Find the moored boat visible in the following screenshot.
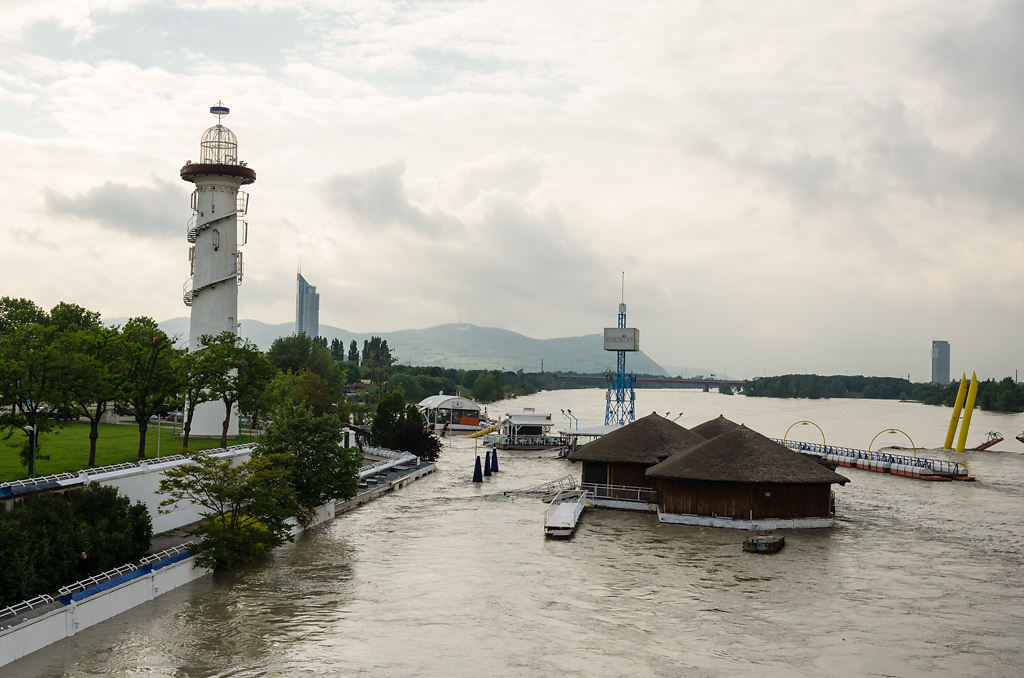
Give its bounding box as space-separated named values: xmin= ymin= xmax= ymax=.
xmin=484 ymin=408 xmax=568 ymax=450
xmin=743 ymin=533 xmax=785 ymax=553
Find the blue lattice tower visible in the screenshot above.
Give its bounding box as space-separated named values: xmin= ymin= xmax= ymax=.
xmin=604 ymin=302 xmax=637 ymax=425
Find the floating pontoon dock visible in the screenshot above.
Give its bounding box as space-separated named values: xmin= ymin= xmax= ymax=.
xmin=776 ymin=439 xmax=974 ymax=481
xmin=544 ymin=489 xmax=589 ymax=538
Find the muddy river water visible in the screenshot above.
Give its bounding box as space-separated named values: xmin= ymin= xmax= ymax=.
xmin=6 ymin=389 xmax=1024 ymax=677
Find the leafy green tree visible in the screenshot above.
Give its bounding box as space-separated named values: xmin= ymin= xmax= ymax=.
xmin=370 ymin=390 xmax=441 ymax=461
xmin=203 ymin=332 xmax=266 ymax=447
xmin=67 ymin=484 xmax=152 ymax=572
xmin=268 ymin=333 xmax=345 ymax=397
xmin=371 ymin=391 xmax=410 ymax=448
xmin=178 ymin=347 xmax=218 ymax=449
xmin=237 ymin=345 xmax=277 ymax=436
xmin=121 ymin=317 xmax=181 ymax=458
xmin=60 ymin=324 xmax=126 ymax=466
xmin=267 ymin=333 xmax=316 ymax=374
xmin=0 ymin=484 xmax=151 ymax=605
xmin=0 ymin=296 xmax=47 ymax=333
xmin=390 ymin=373 xmax=426 ymax=404
xmin=472 ymin=370 xmax=504 ymax=402
xmin=158 ymin=452 xmax=298 ymax=570
xmin=362 ymin=336 xmax=395 ymax=403
xmin=0 ymin=299 xmax=67 ymax=476
xmin=48 ymin=302 xmax=101 ymax=333
xmin=348 ymin=340 xmax=359 ymax=364
xmin=292 ymin=368 xmax=335 ymax=415
xmin=330 ymin=338 xmax=346 ymax=361
xmin=393 ymin=419 xmax=442 ymax=461
xmin=255 ymin=402 xmax=361 ymax=525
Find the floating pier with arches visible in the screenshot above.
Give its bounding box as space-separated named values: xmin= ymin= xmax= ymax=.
xmin=778 ymin=420 xmax=974 ymax=482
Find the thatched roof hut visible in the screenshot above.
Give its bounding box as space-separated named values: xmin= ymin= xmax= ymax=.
xmin=648 ymin=426 xmax=849 ymax=485
xmin=647 ymin=425 xmax=849 ymax=527
xmin=568 ymin=412 xmax=705 ymax=489
xmin=689 ymin=414 xmax=741 ymax=440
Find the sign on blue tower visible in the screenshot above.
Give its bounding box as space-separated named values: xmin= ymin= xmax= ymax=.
xmin=603 ymin=281 xmax=639 ymax=425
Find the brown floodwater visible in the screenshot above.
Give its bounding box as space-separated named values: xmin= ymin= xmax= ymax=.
xmin=5 ymin=390 xmax=1024 ymax=677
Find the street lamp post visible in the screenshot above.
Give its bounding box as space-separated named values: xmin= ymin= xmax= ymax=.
xmin=23 ymin=425 xmax=37 ymax=478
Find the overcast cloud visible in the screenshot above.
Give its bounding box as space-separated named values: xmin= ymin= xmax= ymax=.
xmin=1 ymin=0 xmax=1021 ymax=380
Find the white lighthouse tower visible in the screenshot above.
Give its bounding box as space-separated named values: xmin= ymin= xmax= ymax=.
xmin=180 ymin=103 xmax=255 ymax=437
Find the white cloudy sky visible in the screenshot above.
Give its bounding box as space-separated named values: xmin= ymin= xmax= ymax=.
xmin=1 ymin=0 xmax=1021 ymax=380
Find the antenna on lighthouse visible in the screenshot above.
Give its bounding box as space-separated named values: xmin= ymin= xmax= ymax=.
xmin=210 ymin=101 xmax=230 ymax=122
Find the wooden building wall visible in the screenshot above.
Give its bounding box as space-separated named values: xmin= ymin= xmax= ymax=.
xmin=656 ymin=479 xmax=832 ymax=519
xmin=581 ymin=461 xmax=658 ymax=489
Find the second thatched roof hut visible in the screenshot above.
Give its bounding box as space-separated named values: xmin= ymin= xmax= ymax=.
xmin=689 ymin=414 xmax=741 ymax=440
xmin=647 ymin=425 xmax=850 ymax=529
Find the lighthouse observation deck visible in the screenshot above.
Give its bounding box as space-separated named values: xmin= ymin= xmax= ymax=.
xmin=180 ymin=105 xmax=255 ymax=184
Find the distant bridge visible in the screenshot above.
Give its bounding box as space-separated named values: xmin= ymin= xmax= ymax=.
xmin=555 ymin=375 xmax=744 ymax=390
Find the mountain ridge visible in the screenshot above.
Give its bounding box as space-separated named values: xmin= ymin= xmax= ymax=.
xmin=110 ymin=318 xmax=669 ymax=375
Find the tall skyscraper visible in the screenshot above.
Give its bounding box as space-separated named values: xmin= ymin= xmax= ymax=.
xmin=932 ymin=340 xmax=950 ymax=385
xmin=296 ymin=273 xmax=319 ymax=337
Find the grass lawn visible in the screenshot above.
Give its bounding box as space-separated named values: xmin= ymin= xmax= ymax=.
xmin=1 ymin=421 xmax=256 ymax=482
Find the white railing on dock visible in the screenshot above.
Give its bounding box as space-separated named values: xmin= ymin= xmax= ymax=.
xmin=0 ymin=473 xmax=79 ymax=489
xmin=544 ymin=489 xmax=589 ymax=533
xmin=0 ymin=594 xmax=55 ymax=621
xmin=139 ymin=541 xmax=197 ymax=565
xmin=775 ymin=439 xmax=967 ymax=476
xmin=57 ymin=564 xmax=141 ymax=597
xmin=482 ymin=434 xmax=568 ymax=448
xmin=581 ymin=482 xmax=658 ymax=503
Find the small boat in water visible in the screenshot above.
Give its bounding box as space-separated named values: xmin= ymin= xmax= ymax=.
xmin=743 ymin=533 xmax=785 ymax=554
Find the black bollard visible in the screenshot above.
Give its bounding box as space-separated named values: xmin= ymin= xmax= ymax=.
xmin=491 ymin=448 xmax=499 ymax=473
xmin=472 ymin=455 xmax=483 ymax=483
xmin=484 ymin=450 xmax=492 ymax=477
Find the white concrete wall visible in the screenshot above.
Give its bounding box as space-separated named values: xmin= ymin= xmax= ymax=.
xmin=0 ymin=557 xmax=210 ymax=669
xmin=656 ymin=511 xmax=835 ymax=529
xmin=90 ymin=447 xmax=252 ymax=534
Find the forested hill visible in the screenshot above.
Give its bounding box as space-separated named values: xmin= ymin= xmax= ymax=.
xmin=743 ymin=374 xmax=1024 ymax=413
xmin=143 ymin=318 xmax=668 ymax=376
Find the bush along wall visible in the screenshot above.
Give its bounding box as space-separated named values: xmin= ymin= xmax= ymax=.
xmin=0 ymin=484 xmax=152 ymax=606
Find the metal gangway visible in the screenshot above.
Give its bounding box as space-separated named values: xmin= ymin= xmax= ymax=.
xmin=505 ymin=475 xmax=578 ymax=499
xmin=775 ymin=439 xmax=969 ymax=478
xmin=973 ymin=432 xmax=1003 ymax=451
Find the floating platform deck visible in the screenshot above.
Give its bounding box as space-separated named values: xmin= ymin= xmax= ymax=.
xmin=776 ymin=439 xmax=974 ymax=481
xmin=544 ymin=489 xmax=589 ymax=538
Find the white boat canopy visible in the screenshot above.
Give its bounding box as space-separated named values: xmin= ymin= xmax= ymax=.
xmin=417 ymin=394 xmax=481 ymax=414
xmin=505 ymin=411 xmax=552 ymax=427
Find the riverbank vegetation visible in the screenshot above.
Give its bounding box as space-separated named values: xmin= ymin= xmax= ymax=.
xmin=158 ymin=452 xmax=297 ymax=570
xmin=0 ymin=484 xmax=151 ymax=606
xmin=742 ymin=374 xmax=1024 ymax=413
